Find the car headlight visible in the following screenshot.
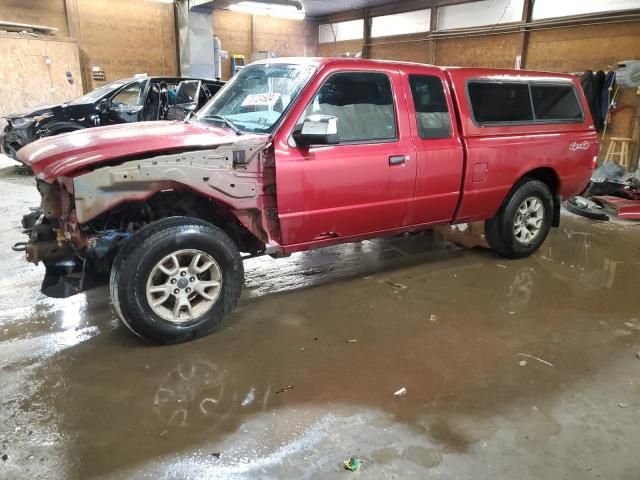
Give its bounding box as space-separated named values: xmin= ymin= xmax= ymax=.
xmin=9 ymin=117 xmax=35 ymax=128
xmin=9 ymin=113 xmax=52 ymax=128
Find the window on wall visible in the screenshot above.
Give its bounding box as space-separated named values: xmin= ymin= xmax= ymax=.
xmin=301 ymin=72 xmax=397 ymax=143
xmin=318 ymin=19 xmax=364 ymax=43
xmin=437 ymin=0 xmax=524 ymax=30
xmin=408 ymin=75 xmax=452 ymax=139
xmin=532 ymin=0 xmax=640 ymax=19
xmin=531 ymin=84 xmax=583 ymax=121
xmin=468 ymin=82 xmax=533 ymax=123
xmin=371 ymin=9 xmax=431 ymax=38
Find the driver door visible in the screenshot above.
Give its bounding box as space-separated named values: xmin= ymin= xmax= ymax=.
xmin=275 ymin=68 xmax=417 ymax=248
xmin=105 ymin=79 xmax=147 ymax=124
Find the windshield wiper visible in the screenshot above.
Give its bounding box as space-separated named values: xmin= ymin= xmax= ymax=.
xmin=205 ymin=115 xmax=242 ymax=135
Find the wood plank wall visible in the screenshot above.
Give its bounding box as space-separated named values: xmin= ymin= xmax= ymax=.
xmin=214 ymin=9 xmax=318 ymax=80
xmin=0 ymin=35 xmax=84 ymax=129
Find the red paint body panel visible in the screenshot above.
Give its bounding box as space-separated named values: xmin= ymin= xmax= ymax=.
xmin=18 ymin=121 xmax=236 ymax=183
xmin=593 ymin=196 xmax=640 ymax=219
xmin=273 ymin=63 xmax=418 ymax=246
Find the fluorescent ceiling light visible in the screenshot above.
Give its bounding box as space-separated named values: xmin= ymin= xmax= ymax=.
xmin=229 ymin=1 xmax=305 ymax=20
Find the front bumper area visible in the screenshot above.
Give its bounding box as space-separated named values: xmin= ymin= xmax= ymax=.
xmin=17 ymin=208 xmax=127 ymax=298
xmin=2 ymin=124 xmax=32 ymax=161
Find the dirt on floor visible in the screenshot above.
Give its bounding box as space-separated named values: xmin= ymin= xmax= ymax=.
xmin=0 ymin=155 xmax=639 ymax=480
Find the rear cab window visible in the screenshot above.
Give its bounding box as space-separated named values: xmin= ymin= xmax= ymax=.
xmin=408 ymin=75 xmax=452 ymax=139
xmin=299 ymin=71 xmax=397 ymax=143
xmin=467 ymin=80 xmax=583 ymax=125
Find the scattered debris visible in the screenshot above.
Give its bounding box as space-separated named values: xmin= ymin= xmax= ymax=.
xmin=497 ymin=264 xmax=507 ymax=269
xmin=517 ymin=353 xmax=554 ymax=367
xmin=211 ymin=452 xmax=221 ymax=459
xmin=394 ymin=387 xmax=408 ymax=397
xmin=618 ymin=403 xmax=628 ymax=408
xmin=587 ymin=466 xmax=593 ymax=471
xmin=313 ymin=337 xmax=319 ymax=341
xmin=343 ymin=456 xmax=362 ymax=472
xmin=276 ymin=385 xmax=294 ymax=394
xmin=385 ymin=280 xmax=407 ymax=290
xmin=636 ymin=350 xmax=640 ymax=360
xmin=519 ymin=360 xmax=528 ymax=367
xmin=1 ymin=454 xmax=7 ymax=462
xmin=429 ymin=314 xmax=438 ymax=322
xmin=159 ymin=430 xmax=169 ymax=439
xmin=346 ymin=339 xmax=358 ymax=343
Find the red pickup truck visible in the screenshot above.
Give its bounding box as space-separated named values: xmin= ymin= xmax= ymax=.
xmin=16 ymin=58 xmax=597 ymax=343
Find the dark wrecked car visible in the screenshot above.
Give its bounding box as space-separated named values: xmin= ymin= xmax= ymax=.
xmin=1 ymin=76 xmax=224 ymax=160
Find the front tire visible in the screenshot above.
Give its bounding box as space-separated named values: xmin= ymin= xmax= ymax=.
xmin=110 ymin=217 xmax=244 ymax=344
xmin=485 ymin=179 xmax=553 ymax=259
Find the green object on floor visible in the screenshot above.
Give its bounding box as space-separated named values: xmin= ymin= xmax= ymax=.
xmin=343 ymin=456 xmax=362 ymax=472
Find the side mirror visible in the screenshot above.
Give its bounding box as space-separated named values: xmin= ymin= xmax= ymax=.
xmin=292 ymin=115 xmax=339 ymax=147
xmin=98 ymin=98 xmax=111 ymax=113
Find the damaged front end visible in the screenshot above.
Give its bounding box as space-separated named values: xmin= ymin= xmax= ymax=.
xmin=15 ymin=180 xmax=130 ymax=298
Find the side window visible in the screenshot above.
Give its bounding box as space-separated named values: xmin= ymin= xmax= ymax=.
xmin=301 ymin=72 xmax=397 ymax=143
xmin=112 ymin=80 xmax=146 ymax=107
xmin=531 ymin=84 xmax=583 ymax=121
xmin=175 ymin=80 xmax=200 ymax=104
xmin=409 ymin=75 xmax=452 ymax=139
xmin=468 ymin=82 xmax=533 ymax=124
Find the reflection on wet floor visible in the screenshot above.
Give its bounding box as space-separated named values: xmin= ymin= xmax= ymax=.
xmin=1 ymin=156 xmax=639 ymax=479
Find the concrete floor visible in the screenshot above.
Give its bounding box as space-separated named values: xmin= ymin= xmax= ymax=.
xmin=1 ymin=153 xmax=639 ymax=480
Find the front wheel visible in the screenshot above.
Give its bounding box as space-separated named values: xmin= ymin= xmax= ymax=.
xmin=110 ymin=217 xmax=244 ymax=344
xmin=485 ymin=179 xmax=554 ymax=259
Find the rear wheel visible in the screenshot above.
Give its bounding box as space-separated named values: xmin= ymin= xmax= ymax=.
xmin=110 ymin=217 xmax=244 ymax=344
xmin=485 ymin=179 xmax=553 ymax=259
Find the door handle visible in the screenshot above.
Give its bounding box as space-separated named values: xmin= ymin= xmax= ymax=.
xmin=389 ymin=155 xmax=408 ymax=166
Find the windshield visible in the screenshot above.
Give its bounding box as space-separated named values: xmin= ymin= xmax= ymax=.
xmin=69 ymin=79 xmax=131 ymax=105
xmin=196 ymin=63 xmax=316 ymax=134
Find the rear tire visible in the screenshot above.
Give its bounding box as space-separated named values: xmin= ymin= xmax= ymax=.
xmin=110 ymin=217 xmax=244 ymax=344
xmin=485 ymin=179 xmax=553 ymax=259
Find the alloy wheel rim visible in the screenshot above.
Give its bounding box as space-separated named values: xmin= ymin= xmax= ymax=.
xmin=145 ymin=249 xmax=222 ymax=323
xmin=513 ymin=196 xmax=544 ymax=245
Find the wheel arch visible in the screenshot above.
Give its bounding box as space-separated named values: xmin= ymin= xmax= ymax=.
xmin=516 ymin=167 xmax=561 ymax=227
xmin=81 ymin=187 xmax=268 ymax=255
xmin=43 ymin=121 xmax=84 ymax=136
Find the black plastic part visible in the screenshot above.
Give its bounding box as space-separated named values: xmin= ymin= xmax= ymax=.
xmin=564 ymin=198 xmax=609 ymax=221
xmin=552 ymin=195 xmax=561 ymax=227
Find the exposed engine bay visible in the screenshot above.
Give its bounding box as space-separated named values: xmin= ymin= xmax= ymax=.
xmin=16 ymin=138 xmax=279 ymax=298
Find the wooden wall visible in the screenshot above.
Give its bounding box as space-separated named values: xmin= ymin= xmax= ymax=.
xmin=435 ymin=33 xmax=521 ymax=68
xmin=0 ymin=0 xmax=68 ymax=36
xmin=214 ymin=9 xmax=317 ymax=80
xmin=370 ymin=34 xmax=432 ymax=63
xmin=74 ymin=0 xmax=178 ymax=90
xmin=0 ymin=34 xmax=83 ymax=129
xmin=317 ymin=39 xmax=363 ymax=58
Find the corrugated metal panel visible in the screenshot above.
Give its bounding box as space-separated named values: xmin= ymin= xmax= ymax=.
xmin=371 ymin=9 xmax=431 ymax=37
xmin=532 ymin=0 xmax=640 ymax=19
xmin=319 ymin=19 xmax=364 ymax=43
xmin=437 ymin=0 xmax=524 ymax=30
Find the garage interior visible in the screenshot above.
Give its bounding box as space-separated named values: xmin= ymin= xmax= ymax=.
xmin=1 ymin=0 xmax=640 ymax=478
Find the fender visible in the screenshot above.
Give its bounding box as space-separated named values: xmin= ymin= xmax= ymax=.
xmin=40 ymin=121 xmax=84 ymax=137
xmin=70 ymin=139 xmax=278 ymax=243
